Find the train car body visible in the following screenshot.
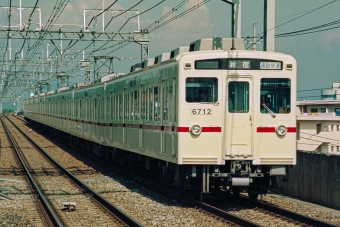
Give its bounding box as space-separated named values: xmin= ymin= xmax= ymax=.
xmin=24 ymin=38 xmax=297 ymax=198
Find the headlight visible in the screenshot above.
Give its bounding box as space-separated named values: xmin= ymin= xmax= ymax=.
xmin=190 ymin=125 xmax=202 ymax=136
xmin=276 ymin=125 xmax=287 ymax=136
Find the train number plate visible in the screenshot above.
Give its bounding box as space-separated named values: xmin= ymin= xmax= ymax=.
xmin=191 ymin=108 xmax=212 ymax=115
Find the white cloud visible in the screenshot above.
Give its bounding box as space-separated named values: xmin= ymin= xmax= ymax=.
xmin=65 ymin=3 xmax=74 ymax=11
xmin=320 ymin=29 xmax=340 ymax=52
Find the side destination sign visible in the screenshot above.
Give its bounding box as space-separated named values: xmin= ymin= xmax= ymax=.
xmin=195 ymin=58 xmax=283 ymax=70
xmin=260 ymin=62 xmax=281 ymax=70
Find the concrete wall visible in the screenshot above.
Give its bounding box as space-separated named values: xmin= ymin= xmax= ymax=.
xmin=282 ymin=151 xmax=340 ymax=210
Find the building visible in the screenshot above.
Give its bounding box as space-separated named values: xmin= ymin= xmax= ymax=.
xmin=321 ymin=82 xmax=340 ymax=100
xmin=297 ymin=99 xmax=340 ymax=155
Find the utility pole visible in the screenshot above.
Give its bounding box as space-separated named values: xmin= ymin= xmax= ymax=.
xmin=263 ymin=0 xmax=275 ymax=51
xmin=246 ymin=23 xmax=262 ymax=50
xmin=221 ymin=0 xmax=242 ymax=38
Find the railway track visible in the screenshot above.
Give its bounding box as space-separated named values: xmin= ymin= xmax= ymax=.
xmin=0 ymin=116 xmax=47 ymax=226
xmin=7 ymin=115 xmax=253 ymax=226
xmin=1 ymin=115 xmax=141 ymax=227
xmin=8 ymin=115 xmax=340 ymax=227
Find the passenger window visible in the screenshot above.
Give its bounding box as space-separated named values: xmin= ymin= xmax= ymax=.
xmin=260 ymin=78 xmax=291 ymax=114
xmin=118 ymin=94 xmax=123 ymax=120
xmin=141 ymin=85 xmax=146 ymax=120
xmin=134 ymin=90 xmax=139 ymax=120
xmin=228 ymin=82 xmax=249 ymax=113
xmin=149 ymin=88 xmax=153 ymax=121
xmin=154 ymin=87 xmax=160 ymax=121
xmin=186 ymin=77 xmax=218 ymax=103
xmin=163 ymin=85 xmax=169 ymax=121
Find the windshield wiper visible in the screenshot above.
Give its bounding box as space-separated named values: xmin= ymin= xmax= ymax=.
xmin=262 ymin=103 xmax=276 ymax=118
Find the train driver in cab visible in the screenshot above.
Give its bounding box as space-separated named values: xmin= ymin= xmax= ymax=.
xmin=198 ymin=89 xmax=212 ymax=102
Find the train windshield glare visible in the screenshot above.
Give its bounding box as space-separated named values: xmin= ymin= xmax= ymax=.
xmin=186 ymin=78 xmax=218 ymax=103
xmin=260 ymin=78 xmax=291 ymax=114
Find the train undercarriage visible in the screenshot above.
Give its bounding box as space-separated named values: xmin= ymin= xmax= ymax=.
xmin=28 ymin=119 xmax=288 ymax=201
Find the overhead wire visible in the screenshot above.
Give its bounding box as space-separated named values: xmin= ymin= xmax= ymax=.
xmin=0 ymin=0 xmax=12 ymax=98
xmin=10 ymin=0 xmax=70 ymax=99
xmin=60 ymin=0 xmax=185 ymax=67
xmin=19 ymin=0 xmax=70 ymax=72
xmin=86 ymin=0 xmax=118 ymax=30
xmin=64 ymin=0 xmax=197 ymax=76
xmin=102 ymin=0 xmax=211 ymax=57
xmin=254 ymin=0 xmax=339 ymax=39
xmin=243 ymin=0 xmax=340 ymax=40
xmin=10 ymin=0 xmax=339 ymax=97
xmin=62 ymin=0 xmax=146 ymax=72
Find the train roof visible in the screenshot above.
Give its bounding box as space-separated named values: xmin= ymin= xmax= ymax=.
xmin=26 ymin=37 xmax=295 ymax=99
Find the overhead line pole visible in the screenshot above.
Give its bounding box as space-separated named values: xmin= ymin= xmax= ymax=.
xmin=221 ymin=0 xmax=241 ymax=38
xmin=263 ymin=0 xmax=275 ymax=51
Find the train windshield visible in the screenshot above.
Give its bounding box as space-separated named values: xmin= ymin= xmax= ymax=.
xmin=260 ymin=78 xmax=291 ymax=114
xmin=186 ymin=77 xmax=218 ymax=103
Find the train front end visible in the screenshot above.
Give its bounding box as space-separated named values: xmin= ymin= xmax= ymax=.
xmin=176 ymin=38 xmax=296 ymax=198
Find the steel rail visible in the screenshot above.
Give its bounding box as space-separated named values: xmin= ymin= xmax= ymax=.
xmin=254 ymin=197 xmax=338 ymax=227
xmin=58 ymin=140 xmax=262 ymax=227
xmin=1 ymin=116 xmax=64 ymax=227
xmin=64 ymin=130 xmax=338 ymax=227
xmin=5 ymin=115 xmax=143 ymax=227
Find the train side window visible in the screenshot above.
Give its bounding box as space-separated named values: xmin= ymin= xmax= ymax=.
xmin=119 ymin=94 xmax=123 ymax=121
xmin=85 ymin=98 xmax=88 ymax=119
xmin=149 ymin=88 xmax=153 ymax=121
xmin=80 ymin=99 xmax=82 ymax=118
xmin=141 ymin=85 xmax=146 ymax=120
xmin=153 ymin=87 xmax=161 ymax=121
xmin=124 ymin=91 xmax=128 ymax=120
xmin=134 ymin=90 xmax=139 ymax=121
xmin=163 ymin=83 xmax=169 ymax=121
xmin=110 ymin=93 xmax=114 ymax=120
xmin=154 ymin=87 xmax=160 ymax=121
xmin=75 ymin=99 xmax=78 ymax=118
xmin=99 ymin=96 xmax=106 ymax=120
xmin=260 ymin=78 xmax=291 ymax=114
xmin=228 ymin=82 xmax=249 ymax=113
xmin=186 ymin=77 xmax=218 ymax=103
xmin=129 ymin=92 xmax=133 ymax=120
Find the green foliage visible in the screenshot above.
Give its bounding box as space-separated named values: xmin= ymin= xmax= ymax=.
xmin=2 ymin=109 xmax=13 ymax=114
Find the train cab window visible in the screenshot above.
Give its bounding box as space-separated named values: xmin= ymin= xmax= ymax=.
xmin=228 ymin=82 xmax=249 ymax=113
xmin=186 ymin=78 xmax=218 ymax=103
xmin=260 ymin=78 xmax=291 ymax=114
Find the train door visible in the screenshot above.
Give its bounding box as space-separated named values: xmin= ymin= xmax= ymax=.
xmin=225 ymin=76 xmax=253 ymax=158
xmin=161 ymin=79 xmax=168 ymax=154
xmin=123 ymin=88 xmax=127 ymax=145
xmin=172 ymin=78 xmax=177 ymax=157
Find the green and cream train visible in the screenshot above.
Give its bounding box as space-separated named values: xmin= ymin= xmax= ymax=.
xmin=24 ymin=37 xmax=297 ymax=199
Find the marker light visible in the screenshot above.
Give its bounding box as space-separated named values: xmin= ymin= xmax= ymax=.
xmin=276 ymin=125 xmax=287 ymax=136
xmin=190 ymin=125 xmax=202 ymax=136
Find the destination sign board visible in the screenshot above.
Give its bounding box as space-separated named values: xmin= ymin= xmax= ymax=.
xmin=195 ymin=58 xmax=283 ymax=70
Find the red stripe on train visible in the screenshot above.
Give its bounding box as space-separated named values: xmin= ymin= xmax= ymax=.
xmin=257 ymin=127 xmax=296 ymax=133
xmin=177 ymin=127 xmax=221 ymax=133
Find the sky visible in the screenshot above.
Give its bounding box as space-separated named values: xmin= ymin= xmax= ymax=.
xmin=1 ymin=0 xmax=340 ymax=102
